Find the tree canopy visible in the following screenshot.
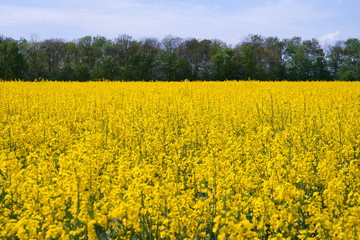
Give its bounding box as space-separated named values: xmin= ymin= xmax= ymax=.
xmin=0 ymin=34 xmax=359 ymax=81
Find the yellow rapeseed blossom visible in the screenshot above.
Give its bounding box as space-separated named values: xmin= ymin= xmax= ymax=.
xmin=0 ymin=81 xmax=359 ymax=239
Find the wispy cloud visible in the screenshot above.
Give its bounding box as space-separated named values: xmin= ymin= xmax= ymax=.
xmin=0 ymin=1 xmax=230 ymax=41
xmin=0 ymin=4 xmax=72 ymax=24
xmin=230 ymin=0 xmax=336 ymax=37
xmin=0 ymin=0 xmax=354 ymax=44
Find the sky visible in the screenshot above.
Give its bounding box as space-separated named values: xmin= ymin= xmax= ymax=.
xmin=0 ymin=0 xmax=359 ymax=46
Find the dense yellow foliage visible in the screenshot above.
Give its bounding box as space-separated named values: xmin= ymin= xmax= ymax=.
xmin=1 ymin=81 xmax=360 ymax=239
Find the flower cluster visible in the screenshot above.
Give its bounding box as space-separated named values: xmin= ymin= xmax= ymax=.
xmin=0 ymin=81 xmax=359 ymax=239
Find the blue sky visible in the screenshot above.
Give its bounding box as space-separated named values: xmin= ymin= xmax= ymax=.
xmin=0 ymin=0 xmax=358 ymax=46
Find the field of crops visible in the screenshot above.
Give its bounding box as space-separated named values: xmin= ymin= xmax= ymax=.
xmin=1 ymin=81 xmax=360 ymax=239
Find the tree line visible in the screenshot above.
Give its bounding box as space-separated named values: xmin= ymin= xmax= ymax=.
xmin=0 ymin=34 xmax=359 ymax=81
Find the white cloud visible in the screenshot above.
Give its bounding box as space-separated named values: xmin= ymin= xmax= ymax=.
xmin=318 ymin=31 xmax=341 ymax=47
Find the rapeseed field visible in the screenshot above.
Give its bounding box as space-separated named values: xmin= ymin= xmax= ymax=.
xmin=0 ymin=81 xmax=359 ymax=239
